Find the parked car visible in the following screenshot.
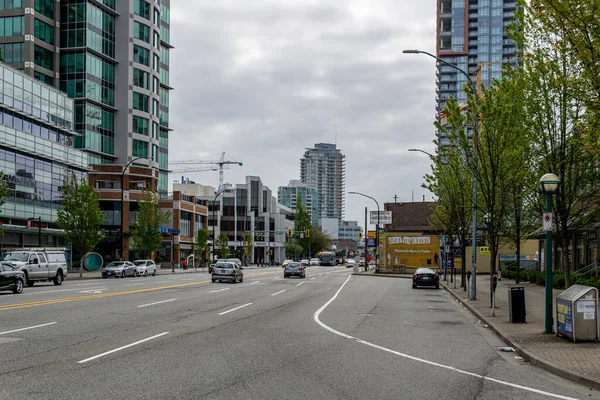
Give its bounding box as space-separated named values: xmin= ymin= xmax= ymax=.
xmin=0 ymin=262 xmax=25 ymax=294
xmin=284 ymin=262 xmax=305 ymax=279
xmin=310 ymin=258 xmax=320 ymax=266
xmin=2 ymin=249 xmax=67 ymax=287
xmin=102 ymin=261 xmax=136 ymax=278
xmin=412 ymin=268 xmax=440 ymax=289
xmin=133 ymin=260 xmax=157 ymax=277
xmin=211 ymin=262 xmax=243 ymax=283
xmin=281 ymin=260 xmax=293 ymax=268
xmin=346 ymin=259 xmax=356 ymax=268
xmin=300 ymin=259 xmax=309 ymax=267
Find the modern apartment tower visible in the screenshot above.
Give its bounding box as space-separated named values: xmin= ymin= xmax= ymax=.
xmin=277 ymin=180 xmax=320 ymax=226
xmin=0 ymin=0 xmax=173 ymax=195
xmin=300 ymin=143 xmax=345 ymax=220
xmin=436 ymin=0 xmax=517 ymax=150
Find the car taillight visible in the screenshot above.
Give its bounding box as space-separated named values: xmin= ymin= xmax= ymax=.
xmin=413 ymin=274 xmax=417 ymax=279
xmin=434 ymin=274 xmax=439 ymax=279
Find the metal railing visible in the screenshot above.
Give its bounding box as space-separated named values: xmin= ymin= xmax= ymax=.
xmin=572 ymin=262 xmax=600 ymax=280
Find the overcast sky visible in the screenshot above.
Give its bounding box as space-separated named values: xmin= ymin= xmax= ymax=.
xmin=169 ymin=0 xmax=438 ymax=229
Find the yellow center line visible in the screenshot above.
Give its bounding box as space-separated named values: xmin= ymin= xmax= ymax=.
xmin=0 ymin=270 xmax=278 ymax=312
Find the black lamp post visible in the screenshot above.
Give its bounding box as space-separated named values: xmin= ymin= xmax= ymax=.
xmin=120 ymin=157 xmax=149 ymax=260
xmin=27 ymin=217 xmax=42 ymax=247
xmin=349 ymin=191 xmax=380 ymax=271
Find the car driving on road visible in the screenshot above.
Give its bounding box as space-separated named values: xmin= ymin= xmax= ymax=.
xmin=284 ymin=262 xmax=305 ymax=279
xmin=310 ymin=258 xmax=320 ymax=266
xmin=0 ymin=262 xmax=25 ymax=294
xmin=102 ymin=261 xmax=137 ymax=278
xmin=346 ymin=258 xmax=356 ymax=268
xmin=211 ymin=262 xmax=243 ymax=283
xmin=133 ymin=260 xmax=157 ymax=277
xmin=412 ymin=268 xmax=440 ymax=289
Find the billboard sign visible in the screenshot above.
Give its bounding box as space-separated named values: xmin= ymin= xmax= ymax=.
xmin=385 ymin=235 xmax=441 ymax=268
xmin=370 ymin=211 xmax=392 ymax=225
xmin=367 ymin=230 xmax=376 ymax=239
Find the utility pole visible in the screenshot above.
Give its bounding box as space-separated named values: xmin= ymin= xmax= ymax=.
xmin=364 ymin=207 xmax=368 ymax=272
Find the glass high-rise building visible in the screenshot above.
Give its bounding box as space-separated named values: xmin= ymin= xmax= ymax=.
xmin=277 ymin=180 xmax=320 ymax=227
xmin=300 ymin=143 xmax=345 ymax=220
xmin=436 ymin=0 xmax=518 ymax=150
xmin=0 ymin=0 xmax=172 ymax=195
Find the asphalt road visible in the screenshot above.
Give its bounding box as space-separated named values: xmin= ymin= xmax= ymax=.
xmin=0 ymin=266 xmax=597 ymax=400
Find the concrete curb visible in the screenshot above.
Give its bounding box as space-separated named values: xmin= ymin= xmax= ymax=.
xmin=352 ymin=272 xmax=412 ymax=279
xmin=442 ymin=283 xmax=600 ymax=391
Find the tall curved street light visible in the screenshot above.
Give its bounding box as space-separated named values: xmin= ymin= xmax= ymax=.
xmin=403 ymin=49 xmax=480 ymax=301
xmin=121 ymin=156 xmax=151 ymax=259
xmin=349 ymin=191 xmax=380 ymax=272
xmin=408 ymin=148 xmax=435 ymax=158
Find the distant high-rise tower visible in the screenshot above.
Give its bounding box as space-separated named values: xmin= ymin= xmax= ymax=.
xmin=436 ymin=0 xmax=518 ymax=150
xmin=300 ymin=143 xmax=345 ymax=220
xmin=277 ymin=180 xmax=320 ymax=226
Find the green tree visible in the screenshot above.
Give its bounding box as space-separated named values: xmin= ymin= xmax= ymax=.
xmin=311 ymin=227 xmax=332 ymax=254
xmin=195 ymin=228 xmax=210 ymax=268
xmin=217 ymin=233 xmax=230 ymax=258
xmin=293 ymin=194 xmax=312 ymax=256
xmin=516 ymin=2 xmax=600 ymax=287
xmin=242 ymin=231 xmax=254 ymax=262
xmin=56 ymin=174 xmax=104 ymax=273
xmin=285 ymin=242 xmax=303 ymax=260
xmin=130 ymin=189 xmax=171 ymax=259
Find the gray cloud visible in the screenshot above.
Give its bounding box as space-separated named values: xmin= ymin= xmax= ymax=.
xmin=169 ymin=0 xmax=438 ymax=226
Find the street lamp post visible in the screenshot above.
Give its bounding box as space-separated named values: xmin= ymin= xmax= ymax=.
xmin=539 ymin=173 xmax=560 ymax=334
xmin=212 ymin=189 xmax=225 ymax=263
xmin=121 ymin=156 xmax=149 ymax=261
xmin=408 ymin=148 xmax=435 ymax=158
xmin=404 ymin=49 xmax=480 ymax=300
xmin=349 ymin=191 xmax=380 ymax=272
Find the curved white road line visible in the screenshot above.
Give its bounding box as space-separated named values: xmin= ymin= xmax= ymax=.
xmin=313 ymin=275 xmax=578 ymax=400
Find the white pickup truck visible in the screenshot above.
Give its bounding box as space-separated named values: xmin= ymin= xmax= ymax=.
xmin=2 ymin=249 xmax=68 ymax=286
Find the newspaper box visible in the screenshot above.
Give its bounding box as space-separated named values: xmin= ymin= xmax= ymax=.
xmin=556 ymin=285 xmax=599 ymax=342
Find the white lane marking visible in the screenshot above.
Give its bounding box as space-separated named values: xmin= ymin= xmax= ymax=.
xmin=209 ymin=288 xmax=230 ymax=293
xmin=122 ymin=282 xmax=144 ymax=286
xmin=311 ymin=277 xmax=316 ymax=280
xmin=75 ymin=282 xmax=103 ymax=286
xmin=219 ymin=303 xmax=253 ymax=315
xmin=137 ymin=299 xmax=176 ymax=308
xmin=153 ymin=280 xmax=171 ymax=284
xmin=22 ymin=287 xmax=106 ymax=296
xmin=0 ymin=322 xmax=57 ymax=336
xmin=79 ymin=289 xmax=106 ymax=294
xmin=297 ymin=282 xmax=305 ymax=287
xmin=273 ymin=277 xmax=280 ymax=280
xmin=313 ymin=275 xmax=578 ymax=400
xmin=318 ymin=274 xmax=323 ymax=277
xmin=77 ymin=332 xmax=170 ymax=364
xmin=250 ymin=281 xmax=260 ymax=285
xmin=182 ymin=278 xmax=196 ymax=281
xmin=271 ymin=290 xmax=286 ymax=296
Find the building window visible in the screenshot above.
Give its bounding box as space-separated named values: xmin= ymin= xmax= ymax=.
xmin=0 ymin=16 xmax=24 ymax=37
xmin=132 ymin=116 xmax=148 ymax=135
xmin=152 ymin=99 xmax=159 ymax=117
xmin=0 ymin=42 xmax=23 ymax=63
xmin=34 ymin=0 xmax=53 ymax=18
xmin=132 ymin=92 xmax=149 ymax=112
xmin=133 ymin=45 xmax=150 ymax=66
xmin=153 ymin=53 xmax=160 ymax=72
xmin=134 ymin=0 xmax=150 ymax=20
xmin=34 ymin=45 xmax=53 ymax=70
xmin=34 ymin=71 xmax=54 ymax=86
xmin=132 ymin=139 xmax=148 ymax=158
xmin=133 ymin=68 xmax=149 ymax=89
xmin=153 ymin=30 xmax=160 ymax=48
xmin=34 ymin=18 xmax=54 ymax=45
xmin=133 ymin=21 xmax=150 ymax=43
xmin=0 ymin=0 xmax=23 ymax=10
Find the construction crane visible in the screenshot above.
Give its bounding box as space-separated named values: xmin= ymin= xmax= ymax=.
xmin=170 ymin=152 xmax=243 ymax=191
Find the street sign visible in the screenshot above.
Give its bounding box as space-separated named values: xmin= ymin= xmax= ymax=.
xmin=367 ymin=230 xmax=376 ymax=239
xmin=369 ymin=211 xmax=392 ymax=225
xmin=480 ymin=246 xmax=491 ymax=255
xmin=366 ymin=238 xmax=377 ymax=247
xmin=542 ymin=212 xmax=552 ymax=232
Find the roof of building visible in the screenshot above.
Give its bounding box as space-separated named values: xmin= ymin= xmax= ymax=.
xmin=385 ymin=202 xmax=438 ymax=232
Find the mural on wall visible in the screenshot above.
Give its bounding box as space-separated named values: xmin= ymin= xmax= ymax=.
xmin=385 ymin=234 xmax=441 ymax=268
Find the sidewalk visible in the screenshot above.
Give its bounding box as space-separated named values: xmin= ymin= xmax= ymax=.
xmin=443 ymin=277 xmax=600 ymax=390
xmin=65 ymin=264 xmax=271 ymax=280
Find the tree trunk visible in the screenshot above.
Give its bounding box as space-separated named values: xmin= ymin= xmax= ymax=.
xmin=515 ymin=237 xmax=521 ymax=284
xmin=562 ymin=235 xmax=571 ymax=288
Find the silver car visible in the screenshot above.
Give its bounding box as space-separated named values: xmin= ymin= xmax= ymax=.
xmin=284 ymin=262 xmax=305 ymax=279
xmin=211 ymin=262 xmax=243 ymax=283
xmin=134 ymin=260 xmax=157 ymax=277
xmin=102 ymin=261 xmax=136 ymax=278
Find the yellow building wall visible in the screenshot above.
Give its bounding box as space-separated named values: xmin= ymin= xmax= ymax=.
xmin=463 ymin=239 xmax=538 ymax=274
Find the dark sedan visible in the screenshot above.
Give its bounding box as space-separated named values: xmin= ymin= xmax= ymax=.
xmin=412 ymin=268 xmax=439 ymax=289
xmin=0 ymin=262 xmax=25 ymax=294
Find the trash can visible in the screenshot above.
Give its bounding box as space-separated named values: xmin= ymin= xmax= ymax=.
xmin=556 ymin=285 xmax=599 ymax=342
xmin=508 ymin=286 xmax=526 ymax=323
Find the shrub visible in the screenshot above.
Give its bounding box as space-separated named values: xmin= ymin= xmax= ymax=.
xmin=104 ymin=255 xmax=112 ymax=264
xmin=155 ymin=256 xmax=163 ymax=264
xmin=502 ymin=270 xmax=516 ymax=280
xmin=552 ymin=272 xmax=565 ymax=289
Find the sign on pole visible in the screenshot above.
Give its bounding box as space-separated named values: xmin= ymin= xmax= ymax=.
xmin=369 ymin=211 xmax=392 ymax=225
xmin=366 ymin=238 xmax=377 ymax=248
xmin=542 ymin=212 xmax=553 ymax=232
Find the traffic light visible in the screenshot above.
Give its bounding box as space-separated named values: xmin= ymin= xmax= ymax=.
xmin=305 ymin=229 xmax=310 ymax=238
xmin=359 ymin=231 xmax=363 ymax=239
xmin=287 ymin=228 xmax=292 ymax=238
